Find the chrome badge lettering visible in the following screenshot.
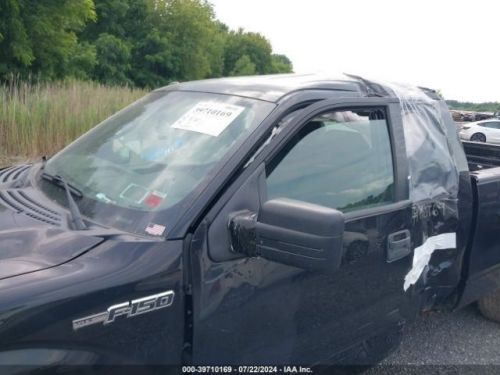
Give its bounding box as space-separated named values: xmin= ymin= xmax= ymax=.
xmin=72 ymin=291 xmax=175 ymax=331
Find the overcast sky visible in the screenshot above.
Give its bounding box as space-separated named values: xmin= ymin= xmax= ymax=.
xmin=210 ymin=0 xmax=498 ymax=103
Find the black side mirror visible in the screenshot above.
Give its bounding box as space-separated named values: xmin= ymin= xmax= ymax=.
xmin=229 ymin=198 xmax=344 ymax=272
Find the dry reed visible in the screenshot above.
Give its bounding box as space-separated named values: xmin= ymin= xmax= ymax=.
xmin=0 ymin=80 xmax=146 ymax=163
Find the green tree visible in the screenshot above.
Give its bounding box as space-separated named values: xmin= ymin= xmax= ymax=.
xmin=0 ymin=0 xmax=294 ymax=86
xmin=446 ymin=100 xmax=500 ymax=113
xmin=269 ymin=54 xmax=293 ymax=74
xmin=93 ymin=33 xmax=132 ymax=85
xmin=156 ymin=0 xmax=223 ymax=81
xmin=82 ymin=0 xmax=224 ymax=86
xmin=224 ymin=29 xmax=273 ymax=75
xmin=230 ymin=55 xmax=256 ymax=76
xmin=0 ymin=0 xmax=96 ymax=79
xmin=0 ymin=0 xmax=33 ymax=76
xmin=80 ymin=0 xmax=130 ymax=39
xmin=204 ymin=21 xmax=228 ymax=79
xmin=67 ymin=42 xmax=97 ymax=80
xmin=131 ymin=29 xmax=174 ymax=87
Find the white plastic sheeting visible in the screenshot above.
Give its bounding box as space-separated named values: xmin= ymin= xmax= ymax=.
xmin=379 ymin=81 xmax=461 ymax=202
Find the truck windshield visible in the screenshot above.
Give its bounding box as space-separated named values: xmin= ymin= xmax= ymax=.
xmin=39 ymin=90 xmax=274 ymax=236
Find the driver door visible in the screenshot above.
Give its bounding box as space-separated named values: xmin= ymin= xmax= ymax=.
xmin=190 ymin=99 xmax=415 ymax=365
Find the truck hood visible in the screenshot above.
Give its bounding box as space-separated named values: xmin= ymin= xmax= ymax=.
xmin=0 ymin=204 xmax=104 ymax=280
xmin=0 ymin=165 xmax=104 ymax=279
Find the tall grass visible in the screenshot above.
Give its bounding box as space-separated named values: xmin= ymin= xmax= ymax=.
xmin=0 ymin=80 xmax=146 ymax=161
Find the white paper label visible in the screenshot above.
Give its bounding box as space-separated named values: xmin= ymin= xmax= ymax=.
xmin=172 ymin=101 xmax=245 ymax=137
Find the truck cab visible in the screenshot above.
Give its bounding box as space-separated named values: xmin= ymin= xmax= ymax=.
xmin=1 ymin=74 xmax=500 ymax=370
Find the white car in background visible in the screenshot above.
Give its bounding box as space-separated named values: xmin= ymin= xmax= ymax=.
xmin=459 ymin=120 xmax=500 ymax=143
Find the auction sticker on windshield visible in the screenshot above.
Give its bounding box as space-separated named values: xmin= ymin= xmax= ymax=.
xmin=172 ymin=101 xmax=245 ymax=137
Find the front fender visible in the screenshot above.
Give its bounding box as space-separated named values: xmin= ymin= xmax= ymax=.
xmin=0 ymin=239 xmax=186 ymax=366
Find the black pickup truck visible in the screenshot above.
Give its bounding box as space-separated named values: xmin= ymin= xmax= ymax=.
xmin=2 ymin=74 xmax=500 ymax=372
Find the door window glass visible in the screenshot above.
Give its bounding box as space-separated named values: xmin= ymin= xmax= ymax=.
xmin=266 ymin=109 xmax=395 ymax=212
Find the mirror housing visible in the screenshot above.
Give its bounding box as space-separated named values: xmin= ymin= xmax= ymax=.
xmin=229 ymin=198 xmax=345 ymax=272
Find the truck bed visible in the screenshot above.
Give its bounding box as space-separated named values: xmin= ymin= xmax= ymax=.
xmin=462 ymin=141 xmax=500 ymax=171
xmin=460 ymin=141 xmax=500 ymax=307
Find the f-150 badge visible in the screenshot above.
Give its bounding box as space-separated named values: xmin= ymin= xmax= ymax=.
xmin=72 ymin=290 xmax=175 ymax=331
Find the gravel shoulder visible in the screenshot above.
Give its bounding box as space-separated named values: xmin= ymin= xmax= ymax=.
xmin=366 ymin=304 xmax=500 ymax=374
xmin=387 ymin=304 xmax=500 ymax=365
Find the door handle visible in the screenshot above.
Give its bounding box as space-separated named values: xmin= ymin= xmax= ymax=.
xmin=387 ymin=230 xmax=411 ymax=263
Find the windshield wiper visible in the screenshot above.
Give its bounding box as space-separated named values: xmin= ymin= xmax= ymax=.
xmin=41 ymin=172 xmax=87 ymax=230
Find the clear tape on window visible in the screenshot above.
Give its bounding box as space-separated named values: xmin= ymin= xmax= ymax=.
xmin=379 ymin=81 xmax=462 ymax=202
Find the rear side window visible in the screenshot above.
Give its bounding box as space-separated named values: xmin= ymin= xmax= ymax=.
xmin=484 ymin=121 xmax=500 ymax=129
xmin=266 ymin=109 xmax=394 ymax=212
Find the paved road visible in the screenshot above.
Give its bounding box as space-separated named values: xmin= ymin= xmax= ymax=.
xmin=366 ymin=304 xmax=500 ymax=374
